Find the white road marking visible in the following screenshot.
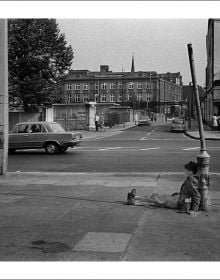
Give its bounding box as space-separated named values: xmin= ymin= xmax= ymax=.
xmin=182 ymin=147 xmax=200 ymax=151
xmin=139 ymin=147 xmax=160 ymax=151
xmin=147 ymin=132 xmax=151 ymax=135
xmin=99 ymin=147 xmax=122 ymax=151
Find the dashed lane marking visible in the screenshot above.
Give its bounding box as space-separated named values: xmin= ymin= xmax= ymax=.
xmin=99 ymin=147 xmax=122 ymax=151
xmin=182 ymin=147 xmax=200 ymax=151
xmin=139 ymin=147 xmax=160 ymax=151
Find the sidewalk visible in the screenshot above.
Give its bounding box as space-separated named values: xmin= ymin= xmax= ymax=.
xmin=185 ymin=119 xmax=220 ymax=140
xmin=0 ymin=171 xmax=220 ymax=262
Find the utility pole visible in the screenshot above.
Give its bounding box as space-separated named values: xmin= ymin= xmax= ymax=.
xmin=187 ymin=43 xmax=210 ymax=211
xmin=0 ymin=19 xmax=8 ymax=175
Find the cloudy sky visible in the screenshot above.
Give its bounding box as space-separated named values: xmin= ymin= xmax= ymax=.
xmin=57 ymin=18 xmax=208 ymax=86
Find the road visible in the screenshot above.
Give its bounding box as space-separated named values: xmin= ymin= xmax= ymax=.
xmin=8 ymin=123 xmax=220 ymax=172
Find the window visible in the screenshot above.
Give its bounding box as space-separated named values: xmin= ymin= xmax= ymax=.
xmin=83 ymin=83 xmax=88 ymax=90
xmin=137 ymin=94 xmax=142 ymax=101
xmin=110 ymin=83 xmax=116 ymax=89
xmin=146 ymin=82 xmax=151 ymax=89
xmin=75 ymin=94 xmax=80 ymax=103
xmin=118 ymin=94 xmax=122 ymax=102
xmin=118 ymin=82 xmax=122 ymax=89
xmin=128 ymin=82 xmax=134 ymax=89
xmin=101 ymin=94 xmax=107 ymax=102
xmin=67 ymin=93 xmax=72 ymax=103
xmin=17 ymin=124 xmax=29 ymax=133
xmin=30 ymin=124 xmax=42 ymax=133
xmin=146 ymin=93 xmax=151 ymax=102
xmin=127 ymin=94 xmax=132 ymax=101
xmin=101 ymin=83 xmax=107 ymax=90
xmin=66 ymin=83 xmax=72 ymax=90
xmin=75 ymin=83 xmax=80 ymax=90
xmin=95 ymin=94 xmax=99 ymax=102
xmin=137 ymin=82 xmax=142 ymax=89
xmin=95 ymin=83 xmax=99 ymax=90
xmin=110 ymin=94 xmax=116 ymax=102
xmin=83 ymin=94 xmax=88 ymax=102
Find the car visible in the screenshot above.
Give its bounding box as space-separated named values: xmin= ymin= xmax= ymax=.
xmin=9 ymin=121 xmax=83 ymax=154
xmin=170 ymin=118 xmax=185 ymax=132
xmin=138 ymin=117 xmax=151 ymax=126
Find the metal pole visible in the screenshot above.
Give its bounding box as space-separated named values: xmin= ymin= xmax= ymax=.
xmin=187 ymin=43 xmax=210 ymax=211
xmin=0 ymin=19 xmax=8 ymax=175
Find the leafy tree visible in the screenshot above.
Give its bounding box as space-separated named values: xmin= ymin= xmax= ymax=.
xmin=8 ymin=19 xmax=73 ymax=111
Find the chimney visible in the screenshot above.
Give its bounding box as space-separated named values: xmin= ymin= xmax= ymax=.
xmin=100 ymin=65 xmax=109 ymax=73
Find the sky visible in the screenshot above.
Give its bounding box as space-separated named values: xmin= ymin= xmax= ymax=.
xmin=57 ymin=18 xmax=208 ymax=86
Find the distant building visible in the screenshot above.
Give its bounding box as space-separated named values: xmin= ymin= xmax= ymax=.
xmin=183 ymin=84 xmax=206 ymax=121
xmin=205 ymin=18 xmax=220 ymax=123
xmin=63 ymin=58 xmax=183 ymax=116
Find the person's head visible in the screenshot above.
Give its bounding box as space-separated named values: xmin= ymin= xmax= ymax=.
xmin=214 ymin=113 xmax=216 ymax=116
xmin=184 ymin=161 xmax=197 ymax=176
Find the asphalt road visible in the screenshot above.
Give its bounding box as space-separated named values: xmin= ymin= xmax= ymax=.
xmin=8 ymin=123 xmax=220 ymax=172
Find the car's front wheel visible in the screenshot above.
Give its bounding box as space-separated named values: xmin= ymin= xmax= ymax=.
xmin=45 ymin=142 xmax=60 ymax=155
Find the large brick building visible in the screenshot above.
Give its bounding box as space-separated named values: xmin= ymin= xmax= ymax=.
xmin=63 ymin=59 xmax=183 ymax=116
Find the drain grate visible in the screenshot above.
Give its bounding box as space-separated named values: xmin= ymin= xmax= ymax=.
xmin=30 ymin=240 xmax=71 ymax=253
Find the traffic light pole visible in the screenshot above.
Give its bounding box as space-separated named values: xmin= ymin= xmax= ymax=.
xmin=0 ymin=19 xmax=8 ymax=175
xmin=187 ymin=43 xmax=210 ymax=211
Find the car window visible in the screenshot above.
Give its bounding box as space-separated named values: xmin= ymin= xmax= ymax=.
xmin=17 ymin=124 xmax=29 ymax=133
xmin=50 ymin=123 xmax=65 ymax=132
xmin=29 ymin=124 xmax=42 ymax=133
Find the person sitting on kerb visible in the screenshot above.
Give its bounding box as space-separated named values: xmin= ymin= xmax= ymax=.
xmin=127 ymin=161 xmax=201 ymax=217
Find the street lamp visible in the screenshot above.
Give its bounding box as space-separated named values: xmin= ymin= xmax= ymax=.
xmin=187 ymin=43 xmax=210 ymax=211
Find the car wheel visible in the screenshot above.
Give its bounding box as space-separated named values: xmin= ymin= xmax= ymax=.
xmin=9 ymin=148 xmax=16 ymax=154
xmin=45 ymin=142 xmax=60 ymax=155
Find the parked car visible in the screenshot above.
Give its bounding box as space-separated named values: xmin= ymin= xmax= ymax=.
xmin=9 ymin=121 xmax=83 ymax=154
xmin=170 ymin=118 xmax=185 ymax=132
xmin=138 ymin=117 xmax=151 ymax=126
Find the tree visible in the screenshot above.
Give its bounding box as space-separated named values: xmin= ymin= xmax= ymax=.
xmin=8 ymin=19 xmax=74 ymax=111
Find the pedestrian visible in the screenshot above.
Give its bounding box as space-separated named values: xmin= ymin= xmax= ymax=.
xmin=99 ymin=114 xmax=105 ymax=131
xmin=134 ymin=112 xmax=138 ymax=125
xmin=95 ymin=114 xmax=100 ymax=132
xmin=212 ymin=114 xmax=218 ymax=131
xmin=127 ymin=161 xmax=201 ymax=216
xmin=153 ymin=113 xmax=157 ymax=122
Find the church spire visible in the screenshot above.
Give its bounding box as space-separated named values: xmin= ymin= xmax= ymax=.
xmin=131 ymin=54 xmax=135 ymax=72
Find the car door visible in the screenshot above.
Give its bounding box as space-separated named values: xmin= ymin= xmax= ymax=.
xmin=9 ymin=123 xmax=30 ymax=149
xmin=27 ymin=124 xmax=47 ymax=148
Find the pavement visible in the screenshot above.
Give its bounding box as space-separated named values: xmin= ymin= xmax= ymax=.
xmin=184 ymin=119 xmax=220 ymax=140
xmin=0 ymin=171 xmax=220 ymax=264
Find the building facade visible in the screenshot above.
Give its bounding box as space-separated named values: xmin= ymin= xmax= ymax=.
xmin=63 ymin=62 xmax=183 ymax=117
xmin=205 ymin=18 xmax=220 ymax=124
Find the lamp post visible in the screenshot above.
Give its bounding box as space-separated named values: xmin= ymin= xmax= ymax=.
xmin=187 ymin=43 xmax=210 ymax=211
xmin=0 ymin=19 xmax=8 ymax=175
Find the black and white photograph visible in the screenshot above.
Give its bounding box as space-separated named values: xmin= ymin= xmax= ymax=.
xmin=0 ymin=1 xmax=220 ymax=279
